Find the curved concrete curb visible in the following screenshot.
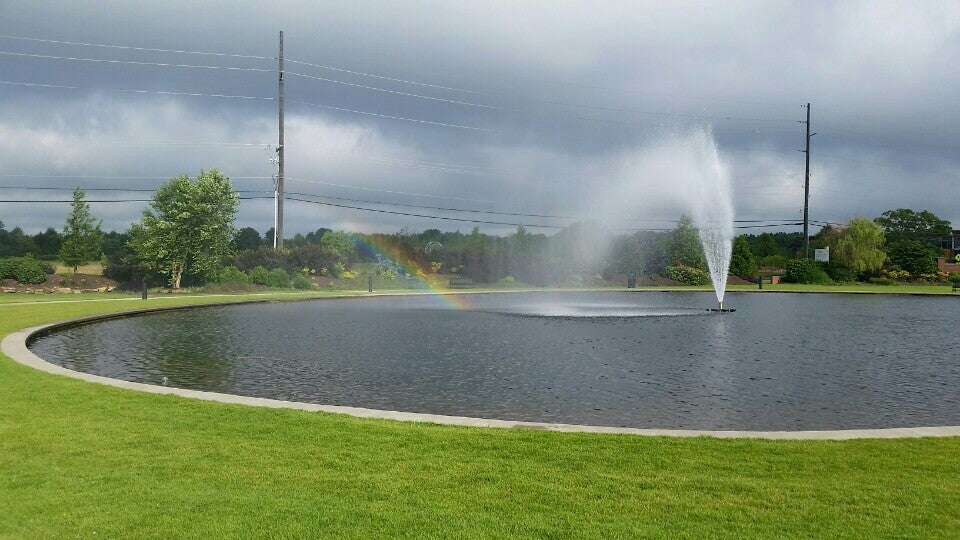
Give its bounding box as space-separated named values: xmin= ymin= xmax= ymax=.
xmin=4 ymin=302 xmax=960 ymax=440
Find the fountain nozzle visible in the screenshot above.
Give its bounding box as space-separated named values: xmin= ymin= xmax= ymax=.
xmin=718 ymin=301 xmax=723 ymax=311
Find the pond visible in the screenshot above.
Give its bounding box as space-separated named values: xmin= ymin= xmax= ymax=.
xmin=29 ymin=291 xmax=960 ymax=430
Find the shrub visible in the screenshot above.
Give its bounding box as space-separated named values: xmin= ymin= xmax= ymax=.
xmin=214 ymin=265 xmax=249 ymax=284
xmin=232 ymin=246 xmax=288 ymax=273
xmin=248 ymin=265 xmax=270 ymax=285
xmin=291 ymin=273 xmax=313 ymax=290
xmin=664 ymin=264 xmax=710 ymax=286
xmin=266 ymin=268 xmax=290 ymax=288
xmin=820 ymin=261 xmax=857 ymax=283
xmin=881 ymin=269 xmax=911 ymax=281
xmin=886 ymin=240 xmax=939 ymax=275
xmin=784 ymin=259 xmax=832 ymax=285
xmin=330 ymin=261 xmax=348 ymax=278
xmin=0 ymin=257 xmax=47 ymax=284
xmin=916 ymin=272 xmax=948 ymax=283
xmin=868 ymin=277 xmax=898 ymax=286
xmin=729 ymin=236 xmax=758 ymax=277
xmin=949 ymin=272 xmax=960 ymax=283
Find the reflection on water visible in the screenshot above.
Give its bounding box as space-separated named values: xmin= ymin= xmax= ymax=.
xmin=30 ymin=291 xmax=960 ymax=430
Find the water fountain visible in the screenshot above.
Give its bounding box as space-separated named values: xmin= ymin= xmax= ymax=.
xmin=685 ymin=129 xmax=735 ymax=312
xmin=593 ymin=127 xmax=736 ymax=310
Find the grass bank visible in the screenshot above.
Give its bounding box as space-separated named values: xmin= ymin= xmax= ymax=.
xmin=1 ymin=292 xmax=959 ymax=537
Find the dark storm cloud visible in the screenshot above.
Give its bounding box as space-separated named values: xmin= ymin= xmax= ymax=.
xmin=1 ymin=0 xmax=958 ymax=234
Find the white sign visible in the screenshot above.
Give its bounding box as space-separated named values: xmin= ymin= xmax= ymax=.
xmin=814 ymin=247 xmax=830 ymax=262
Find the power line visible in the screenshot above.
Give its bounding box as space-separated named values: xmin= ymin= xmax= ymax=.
xmin=287 ymin=196 xmax=802 ymax=231
xmin=286 ymin=57 xmax=477 ymax=94
xmin=0 ymin=186 xmax=272 ymax=194
xmin=0 ymin=50 xmax=273 ymax=72
xmin=0 ymin=79 xmax=275 ymax=101
xmin=287 ymin=70 xmax=508 ymax=110
xmin=285 ymin=177 xmax=498 ymax=203
xmin=288 ymin=99 xmax=498 ymax=132
xmin=2 ymin=77 xmax=495 ymax=133
xmin=816 ymin=152 xmax=956 ymax=175
xmin=289 ymin=68 xmax=795 ymax=128
xmin=0 ymin=174 xmax=273 ymax=179
xmin=118 ymin=88 xmax=273 ymax=101
xmin=0 ymin=34 xmax=274 ymax=60
xmin=817 ymin=123 xmax=959 ymax=154
xmin=0 ymin=184 xmax=804 ymax=227
xmin=0 ymin=195 xmax=272 ymax=203
xmin=0 ymin=34 xmax=789 ymax=109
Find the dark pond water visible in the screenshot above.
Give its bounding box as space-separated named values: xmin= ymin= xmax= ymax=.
xmin=29 ymin=291 xmax=960 ymax=430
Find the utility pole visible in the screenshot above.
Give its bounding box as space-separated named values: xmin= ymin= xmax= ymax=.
xmin=275 ymin=30 xmax=285 ymax=249
xmin=801 ymin=103 xmax=816 ymax=258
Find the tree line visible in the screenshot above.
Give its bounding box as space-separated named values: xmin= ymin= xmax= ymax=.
xmin=1 ymin=169 xmax=956 ymax=288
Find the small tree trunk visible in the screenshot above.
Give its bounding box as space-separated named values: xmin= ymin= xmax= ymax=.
xmin=171 ymin=264 xmax=183 ymax=290
xmin=73 ymin=265 xmax=78 ymax=274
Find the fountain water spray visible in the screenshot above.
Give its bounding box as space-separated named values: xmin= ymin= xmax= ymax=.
xmin=675 ymin=129 xmax=735 ymax=309
xmin=591 ymin=127 xmax=735 ymax=309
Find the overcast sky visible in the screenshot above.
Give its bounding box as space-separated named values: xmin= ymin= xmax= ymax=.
xmin=1 ymin=0 xmax=958 ymax=237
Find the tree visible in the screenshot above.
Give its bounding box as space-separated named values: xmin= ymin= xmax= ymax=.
xmin=129 ymin=170 xmax=239 ymax=289
xmin=811 ymin=224 xmax=841 ymax=251
xmin=234 ymin=227 xmax=262 ymax=251
xmin=728 ymin=235 xmax=758 ymax=277
xmin=59 ymin=188 xmax=102 ymax=273
xmin=319 ymin=231 xmax=357 ymax=262
xmin=32 ymin=228 xmax=62 ymax=257
xmin=835 ymin=219 xmax=886 ymax=274
xmin=662 ymin=215 xmax=705 ymax=270
xmin=606 ymin=234 xmax=644 ymax=276
xmin=875 ymin=209 xmax=951 ymax=244
xmin=756 ymin=233 xmax=780 ymax=258
xmin=886 ymin=240 xmax=940 ymax=275
xmin=263 ymin=227 xmax=277 ymax=247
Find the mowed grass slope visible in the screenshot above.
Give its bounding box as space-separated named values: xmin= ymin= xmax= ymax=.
xmin=1 ymin=294 xmax=959 ymax=538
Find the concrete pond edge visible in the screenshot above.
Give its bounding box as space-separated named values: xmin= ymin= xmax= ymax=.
xmin=3 ymin=293 xmax=959 ymax=440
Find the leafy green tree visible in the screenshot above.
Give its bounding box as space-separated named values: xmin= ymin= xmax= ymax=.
xmin=811 ymin=224 xmax=841 ymax=251
xmin=662 ymin=215 xmax=705 ymax=270
xmin=234 ymin=227 xmax=263 ymax=251
xmin=320 ymin=231 xmax=357 ymax=262
xmin=129 ymin=170 xmax=239 ymax=289
xmin=263 ymin=227 xmax=277 ymax=247
xmin=835 ymin=219 xmax=886 ymax=274
xmin=32 ymin=228 xmax=62 ymax=257
xmin=886 ymin=240 xmax=940 ymax=275
xmin=59 ymin=188 xmax=103 ymax=273
xmin=728 ymin=235 xmax=758 ymax=277
xmin=875 ymin=209 xmax=951 ymax=243
xmin=607 ymin=234 xmax=644 ymax=276
xmin=756 ymin=232 xmax=780 ymax=258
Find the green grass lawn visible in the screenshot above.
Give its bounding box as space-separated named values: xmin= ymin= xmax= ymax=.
xmin=1 ymin=292 xmax=959 ymax=537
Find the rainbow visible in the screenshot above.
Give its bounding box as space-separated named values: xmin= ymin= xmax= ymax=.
xmin=351 ymin=234 xmax=473 ymax=311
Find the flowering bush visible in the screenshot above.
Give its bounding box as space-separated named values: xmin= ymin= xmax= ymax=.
xmin=881 ymin=269 xmax=911 ymax=281
xmin=665 ymin=264 xmax=710 ymax=286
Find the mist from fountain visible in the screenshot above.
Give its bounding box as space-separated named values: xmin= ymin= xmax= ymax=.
xmin=557 ymin=126 xmax=735 ymax=307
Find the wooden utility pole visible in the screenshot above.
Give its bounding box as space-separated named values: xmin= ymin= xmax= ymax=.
xmin=275 ymin=30 xmax=285 ymax=249
xmin=801 ymin=102 xmax=815 ymax=258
